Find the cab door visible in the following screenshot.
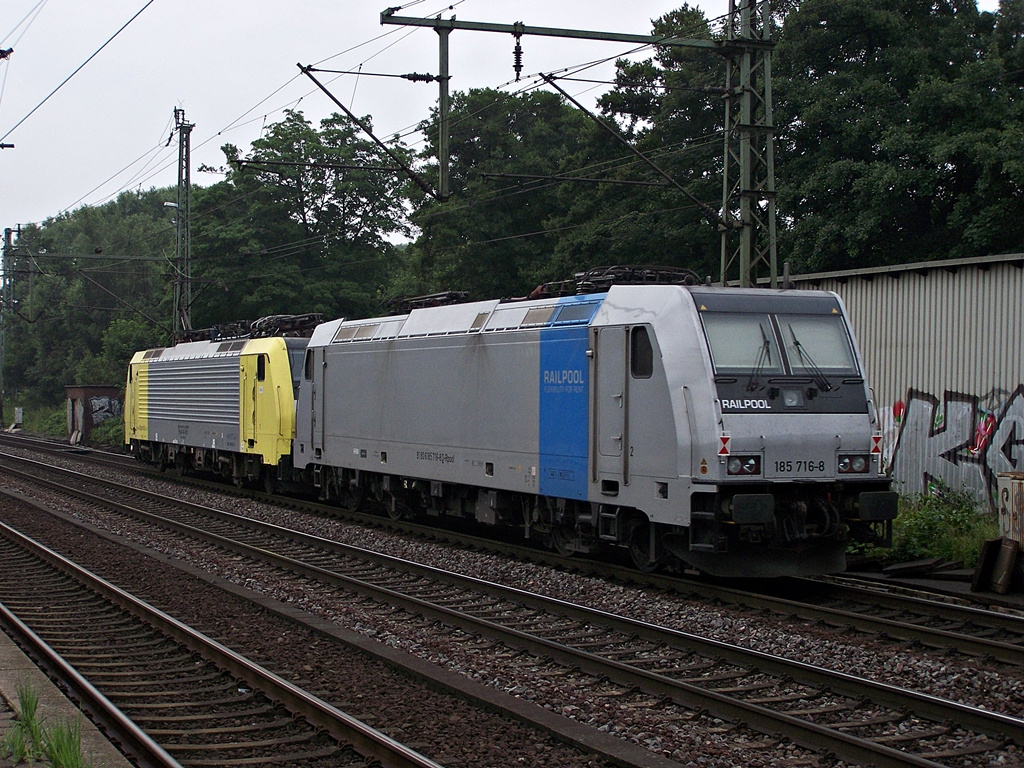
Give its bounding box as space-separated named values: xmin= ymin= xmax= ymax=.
xmin=593 ymin=326 xmax=629 ymax=486
xmin=240 ymin=353 xmax=263 ymax=450
xmin=308 ymin=347 xmax=324 ymax=457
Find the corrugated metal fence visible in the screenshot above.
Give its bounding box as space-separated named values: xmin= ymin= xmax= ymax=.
xmin=785 ymin=253 xmax=1024 ymax=504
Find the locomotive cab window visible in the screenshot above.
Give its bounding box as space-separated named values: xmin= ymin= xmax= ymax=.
xmin=777 ymin=315 xmax=858 ymax=375
xmin=303 ymin=350 xmax=314 ymax=381
xmin=257 ymin=354 xmax=266 ymax=382
xmin=701 ymin=311 xmax=859 ymax=377
xmin=701 ymin=314 xmax=784 ymax=376
xmin=630 ymin=327 xmax=654 ymax=379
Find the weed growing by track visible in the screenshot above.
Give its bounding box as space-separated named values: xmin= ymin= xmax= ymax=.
xmin=853 ymin=484 xmax=999 ymax=567
xmin=0 ymin=681 xmax=91 ymax=768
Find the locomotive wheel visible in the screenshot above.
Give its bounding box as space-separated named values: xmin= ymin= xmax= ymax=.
xmin=385 ymin=495 xmax=407 ymax=521
xmin=628 ymin=521 xmax=662 ymax=573
xmin=338 ymin=484 xmax=364 ymax=512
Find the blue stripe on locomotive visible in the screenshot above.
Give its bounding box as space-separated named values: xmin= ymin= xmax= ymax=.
xmin=538 ymin=296 xmax=602 ymax=500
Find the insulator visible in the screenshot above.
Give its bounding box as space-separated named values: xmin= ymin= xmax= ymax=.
xmin=513 ymin=37 xmax=523 ymax=82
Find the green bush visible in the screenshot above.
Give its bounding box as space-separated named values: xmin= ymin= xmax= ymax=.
xmin=887 ymin=484 xmax=999 ymax=566
xmin=21 ymin=405 xmax=68 ymax=437
xmin=86 ymin=417 xmax=125 ymax=449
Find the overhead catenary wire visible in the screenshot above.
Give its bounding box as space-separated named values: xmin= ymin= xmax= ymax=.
xmin=0 ymin=0 xmax=50 ymax=114
xmin=8 ymin=3 xmax=777 ymax=265
xmin=75 ymin=0 xmax=691 ymax=214
xmin=32 ymin=1 xmax=684 ymax=231
xmin=1 ymin=0 xmax=50 ymax=48
xmin=0 ymin=0 xmax=158 ymax=143
xmin=32 ymin=0 xmax=737 ymax=270
xmin=55 ymin=1 xmax=450 ymax=217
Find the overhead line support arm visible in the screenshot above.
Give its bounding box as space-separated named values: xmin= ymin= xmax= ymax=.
xmin=299 ymin=64 xmax=438 ymax=200
xmin=381 ymin=2 xmax=776 ymax=288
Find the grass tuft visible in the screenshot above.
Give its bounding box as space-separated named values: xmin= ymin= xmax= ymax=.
xmin=44 ymin=720 xmax=86 ymax=768
xmin=1 ymin=681 xmax=93 ymax=767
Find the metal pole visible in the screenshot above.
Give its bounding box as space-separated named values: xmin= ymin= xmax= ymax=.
xmin=382 ymin=8 xmax=776 ymax=286
xmin=437 ymin=27 xmax=451 ymax=201
xmin=739 ymin=0 xmax=753 ymax=288
xmin=173 ymin=108 xmax=193 ymax=334
xmin=0 ymin=228 xmax=9 ymax=427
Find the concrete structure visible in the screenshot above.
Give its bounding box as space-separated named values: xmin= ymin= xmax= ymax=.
xmin=64 ymin=385 xmax=122 ymax=445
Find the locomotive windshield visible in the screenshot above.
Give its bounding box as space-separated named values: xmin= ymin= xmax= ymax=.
xmin=777 ymin=315 xmax=858 ymax=375
xmin=701 ymin=314 xmax=784 ymax=375
xmin=701 ymin=312 xmax=858 ymax=377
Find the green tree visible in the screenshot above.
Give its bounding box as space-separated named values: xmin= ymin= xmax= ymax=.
xmin=191 ymin=110 xmax=413 ymax=327
xmin=573 ymin=4 xmax=723 ymax=280
xmin=773 ymin=0 xmax=1024 ymax=271
xmin=407 ymin=6 xmax=729 ymax=298
xmin=4 ymin=189 xmax=170 ymax=406
xmin=408 ymin=88 xmax=595 ymax=300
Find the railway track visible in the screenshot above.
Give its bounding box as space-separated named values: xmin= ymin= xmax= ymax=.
xmin=3 ymin=434 xmax=1023 ymax=666
xmin=0 ymin=519 xmax=443 ymax=768
xmin=2 ymin=450 xmax=1021 ymax=767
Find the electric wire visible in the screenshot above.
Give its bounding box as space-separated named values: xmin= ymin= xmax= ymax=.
xmin=0 ymin=0 xmax=158 ymax=143
xmin=8 ymin=0 xmax=737 ymax=279
xmin=62 ymin=0 xmax=461 ymax=217
xmin=0 ymin=0 xmax=49 ymax=116
xmin=1 ymin=0 xmax=49 ymax=47
xmin=24 ymin=0 xmax=1007 ymax=276
xmin=42 ymin=0 xmax=706 ymax=224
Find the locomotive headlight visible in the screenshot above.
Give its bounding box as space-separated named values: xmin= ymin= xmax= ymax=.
xmin=727 ymin=455 xmax=761 ymax=475
xmin=838 ymin=454 xmax=870 ymax=474
xmin=782 ymin=389 xmax=804 ymax=408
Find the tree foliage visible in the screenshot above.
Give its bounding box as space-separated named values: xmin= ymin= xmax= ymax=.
xmin=6 ymin=1 xmax=1024 ymax=412
xmin=191 ymin=110 xmax=413 ymax=326
xmin=4 ymin=189 xmax=169 ymax=405
xmin=4 ymin=110 xmax=414 ymax=409
xmin=773 ymin=0 xmax=1024 ymax=271
xmin=405 ymin=88 xmax=596 ymax=299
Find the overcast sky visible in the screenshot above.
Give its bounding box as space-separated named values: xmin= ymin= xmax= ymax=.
xmin=0 ymin=0 xmax=1002 ymax=232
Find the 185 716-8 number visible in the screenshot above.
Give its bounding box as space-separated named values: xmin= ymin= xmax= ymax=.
xmin=774 ymin=459 xmax=826 ymax=474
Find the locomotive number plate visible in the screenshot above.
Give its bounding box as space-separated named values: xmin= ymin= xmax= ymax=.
xmin=768 ymin=459 xmax=827 ymax=477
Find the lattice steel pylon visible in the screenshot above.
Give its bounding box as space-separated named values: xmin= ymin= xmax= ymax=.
xmin=172 ymin=108 xmax=194 ymax=333
xmin=720 ymin=0 xmax=777 ymax=288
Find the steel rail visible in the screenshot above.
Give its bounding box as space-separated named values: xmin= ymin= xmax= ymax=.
xmin=0 ymin=604 xmax=183 ymax=768
xmin=3 ymin=458 xmax=1020 ymax=767
xmin=3 ymin=444 xmax=1023 ymax=664
xmin=805 ymin=576 xmax=1024 ymax=631
xmin=6 ymin=437 xmax=1022 ymax=652
xmin=0 ymin=519 xmax=444 ymax=768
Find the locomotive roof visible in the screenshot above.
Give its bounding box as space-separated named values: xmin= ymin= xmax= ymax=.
xmin=308 ymin=292 xmax=607 ymax=347
xmin=306 ymin=284 xmax=846 ymax=349
xmin=133 ymin=335 xmax=303 ymax=363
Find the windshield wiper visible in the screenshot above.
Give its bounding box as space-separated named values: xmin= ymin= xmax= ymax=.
xmin=746 ymin=323 xmax=773 ymax=391
xmin=787 ymin=324 xmax=833 ymax=392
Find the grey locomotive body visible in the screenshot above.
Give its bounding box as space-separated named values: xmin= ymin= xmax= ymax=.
xmin=293 ymin=283 xmax=896 ymax=577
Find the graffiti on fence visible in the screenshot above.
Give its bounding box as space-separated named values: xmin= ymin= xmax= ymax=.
xmin=882 ymin=385 xmax=1024 ymax=506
